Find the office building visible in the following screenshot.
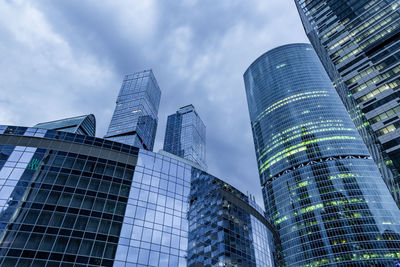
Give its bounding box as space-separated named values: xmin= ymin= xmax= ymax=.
xmin=187 ymin=172 xmax=282 ymax=266
xmin=163 ymin=105 xmax=207 ymax=170
xmin=0 ymin=125 xmax=278 ymax=266
xmin=104 ymin=70 xmax=161 ymax=151
xmin=295 ymin=0 xmax=400 ymax=204
xmin=34 ymin=114 xmax=96 ymax=136
xmin=244 ymin=44 xmax=400 ymax=266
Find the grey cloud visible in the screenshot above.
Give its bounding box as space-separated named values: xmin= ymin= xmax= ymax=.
xmin=1 ymin=0 xmax=308 ymax=206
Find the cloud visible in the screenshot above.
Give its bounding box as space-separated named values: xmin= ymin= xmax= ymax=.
xmin=0 ymin=0 xmax=308 ymax=206
xmin=0 ymin=0 xmax=116 ymax=130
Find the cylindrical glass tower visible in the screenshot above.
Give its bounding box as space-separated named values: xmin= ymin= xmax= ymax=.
xmin=244 ymin=43 xmax=400 ymax=266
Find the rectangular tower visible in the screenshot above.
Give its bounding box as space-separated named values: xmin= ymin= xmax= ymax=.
xmin=295 ymin=0 xmax=400 ymax=205
xmin=163 ymin=105 xmax=207 ymax=170
xmin=104 ymin=70 xmax=161 ymax=150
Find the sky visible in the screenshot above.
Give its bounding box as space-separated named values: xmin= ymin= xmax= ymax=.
xmin=0 ymin=0 xmax=308 ymax=206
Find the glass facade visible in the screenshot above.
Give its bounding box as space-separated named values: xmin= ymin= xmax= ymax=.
xmin=295 ymin=0 xmax=400 ymax=205
xmin=104 ymin=70 xmax=161 ymax=151
xmin=244 ymin=43 xmax=400 ymax=266
xmin=0 ymin=125 xmax=276 ymax=266
xmin=34 ymin=114 xmax=96 ymax=136
xmin=187 ymin=172 xmax=281 ymax=266
xmin=163 ymin=105 xmax=207 ymax=170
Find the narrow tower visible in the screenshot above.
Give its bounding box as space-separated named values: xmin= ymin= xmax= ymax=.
xmin=244 ymin=43 xmax=400 ymax=266
xmin=295 ymin=0 xmax=400 ymax=205
xmin=104 ymin=69 xmax=161 ymax=150
xmin=163 ymin=105 xmax=207 ymax=170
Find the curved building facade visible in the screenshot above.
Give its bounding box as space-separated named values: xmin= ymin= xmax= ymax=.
xmin=0 ymin=125 xmax=277 ymax=266
xmin=244 ymin=43 xmax=400 ymax=266
xmin=295 ymin=0 xmax=400 ymax=206
xmin=187 ymin=172 xmax=281 ymax=266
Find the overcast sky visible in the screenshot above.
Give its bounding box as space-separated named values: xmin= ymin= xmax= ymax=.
xmin=0 ymin=0 xmax=308 ymax=205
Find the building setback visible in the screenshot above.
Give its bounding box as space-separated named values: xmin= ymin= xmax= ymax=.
xmin=34 ymin=114 xmax=96 ymax=136
xmin=295 ymin=0 xmax=400 ymax=205
xmin=244 ymin=43 xmax=400 ymax=266
xmin=163 ymin=105 xmax=207 ymax=170
xmin=0 ymin=125 xmax=278 ymax=267
xmin=104 ymin=70 xmax=161 ymax=151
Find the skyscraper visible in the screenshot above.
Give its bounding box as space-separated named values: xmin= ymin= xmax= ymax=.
xmin=0 ymin=125 xmax=278 ymax=266
xmin=163 ymin=105 xmax=207 ymax=170
xmin=34 ymin=114 xmax=96 ymax=136
xmin=244 ymin=44 xmax=400 ymax=266
xmin=104 ymin=70 xmax=161 ymax=151
xmin=295 ymin=0 xmax=400 ymax=205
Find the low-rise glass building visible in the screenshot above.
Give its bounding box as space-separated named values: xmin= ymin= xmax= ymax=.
xmin=0 ymin=125 xmax=278 ymax=267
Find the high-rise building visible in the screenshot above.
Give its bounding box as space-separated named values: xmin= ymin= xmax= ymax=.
xmin=187 ymin=172 xmax=282 ymax=266
xmin=163 ymin=105 xmax=207 ymax=170
xmin=295 ymin=0 xmax=400 ymax=205
xmin=244 ymin=44 xmax=400 ymax=266
xmin=34 ymin=114 xmax=96 ymax=136
xmin=104 ymin=70 xmax=161 ymax=151
xmin=0 ymin=125 xmax=278 ymax=266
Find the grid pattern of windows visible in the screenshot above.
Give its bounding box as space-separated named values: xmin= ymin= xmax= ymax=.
xmin=104 ymin=70 xmax=161 ymax=151
xmin=187 ymin=170 xmax=279 ymax=267
xmin=0 ymin=133 xmax=136 ymax=266
xmin=0 ymin=125 xmax=278 ymax=266
xmin=114 ymin=150 xmax=191 ymax=266
xmin=163 ymin=105 xmax=207 ymax=170
xmin=244 ymin=44 xmax=400 ymax=266
xmin=295 ymin=0 xmax=400 ymax=205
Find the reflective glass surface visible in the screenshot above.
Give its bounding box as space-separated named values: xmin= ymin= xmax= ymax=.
xmin=187 ymin=172 xmax=280 ymax=266
xmin=114 ymin=149 xmax=191 ymax=267
xmin=34 ymin=114 xmax=96 ymax=136
xmin=0 ymin=126 xmax=138 ymax=267
xmin=163 ymin=105 xmax=207 ymax=170
xmin=244 ymin=43 xmax=400 ymax=266
xmin=104 ymin=70 xmax=161 ymax=151
xmin=295 ymin=0 xmax=400 ymax=205
xmin=0 ymin=125 xmax=276 ymax=266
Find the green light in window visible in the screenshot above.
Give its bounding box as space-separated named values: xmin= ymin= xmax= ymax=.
xmin=28 ymin=158 xmax=41 ymax=170
xmin=385 ymin=160 xmax=393 ymax=165
xmin=259 ymin=135 xmax=357 ymax=174
xmin=259 ymin=126 xmax=355 ymax=160
xmin=299 ymin=203 xmax=324 ymax=214
xmin=297 ymin=181 xmax=309 ymax=188
xmin=357 ymin=121 xmax=370 ymax=130
xmin=276 ymin=63 xmax=286 ymax=69
xmin=255 ymin=91 xmax=329 ymax=122
xmin=274 ymin=215 xmax=288 ymax=225
xmin=338 ymin=173 xmax=355 ymax=178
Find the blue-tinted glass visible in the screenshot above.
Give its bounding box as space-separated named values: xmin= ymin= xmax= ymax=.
xmin=35 ymin=114 xmax=96 ymax=136
xmin=295 ymin=0 xmax=400 ymax=206
xmin=0 ymin=127 xmax=278 ymax=266
xmin=163 ymin=105 xmax=207 ymax=170
xmin=244 ymin=43 xmax=400 ymax=266
xmin=104 ymin=70 xmax=161 ymax=151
